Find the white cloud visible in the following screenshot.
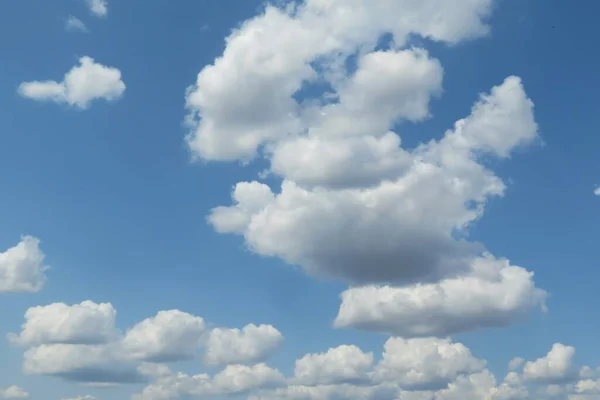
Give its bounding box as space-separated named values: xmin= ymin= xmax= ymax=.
xmin=207 ymin=76 xmax=539 ymax=290
xmin=204 ymin=324 xmax=283 ymax=366
xmin=594 ymin=186 xmax=600 ymax=196
xmin=372 ymin=338 xmax=486 ymax=390
xmin=61 ymin=396 xmax=95 ymax=400
xmin=18 ymin=56 xmax=125 ymax=109
xmin=293 ymin=345 xmax=373 ymax=386
xmin=8 ymin=301 xmax=118 ymax=346
xmin=122 ymin=310 xmax=207 ymax=362
xmin=185 ymin=0 xmax=494 ymax=162
xmin=523 ymin=343 xmax=578 ymax=383
xmin=0 ymin=386 xmax=29 ymax=399
xmin=133 ymin=363 xmax=284 ymax=400
xmin=509 ymin=358 xmax=524 ymax=371
xmin=0 ymin=236 xmax=48 ymax=293
xmin=85 ymin=0 xmax=107 ymax=18
xmin=334 ymin=255 xmax=546 ymax=337
xmin=65 ymin=16 xmax=88 ymax=33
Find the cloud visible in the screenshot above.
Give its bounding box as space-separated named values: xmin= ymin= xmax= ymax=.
xmin=11 ymin=302 xmax=283 ymax=385
xmin=333 ymin=255 xmax=547 ymax=337
xmin=523 ymin=343 xmax=579 ymax=383
xmin=0 ymin=386 xmax=29 ymax=399
xmin=204 ymin=324 xmax=284 ymax=366
xmin=293 ymin=345 xmax=374 ymax=386
xmin=594 ymin=186 xmax=600 ymax=196
xmin=0 ymin=236 xmax=48 ymax=293
xmin=509 ymin=358 xmax=524 ymax=371
xmin=61 ymin=396 xmax=95 ymax=400
xmin=372 ymin=338 xmax=486 ymax=391
xmin=8 ymin=301 xmax=118 ymax=346
xmin=185 ymin=0 xmax=494 ymax=162
xmin=133 ymin=363 xmax=285 ymax=400
xmin=65 ymin=16 xmax=88 ymax=33
xmin=122 ymin=310 xmax=207 ymax=362
xmin=18 ymin=56 xmax=125 ymax=109
xmin=85 ymin=0 xmax=107 ymax=18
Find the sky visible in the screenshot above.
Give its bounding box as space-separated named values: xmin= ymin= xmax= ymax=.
xmin=1 ymin=0 xmax=600 ymax=399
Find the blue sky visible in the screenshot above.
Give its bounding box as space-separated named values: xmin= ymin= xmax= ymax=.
xmin=1 ymin=1 xmax=600 ymax=400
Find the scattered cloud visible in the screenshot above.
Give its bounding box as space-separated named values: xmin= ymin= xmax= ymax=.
xmin=18 ymin=56 xmax=125 ymax=109
xmin=204 ymin=324 xmax=284 ymax=366
xmin=85 ymin=0 xmax=107 ymax=18
xmin=65 ymin=16 xmax=88 ymax=33
xmin=0 ymin=236 xmax=48 ymax=293
xmin=594 ymin=186 xmax=600 ymax=196
xmin=523 ymin=343 xmax=579 ymax=383
xmin=0 ymin=386 xmax=28 ymax=399
xmin=10 ymin=302 xmax=283 ymax=384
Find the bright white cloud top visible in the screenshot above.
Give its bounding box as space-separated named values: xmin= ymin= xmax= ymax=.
xmin=18 ymin=56 xmax=125 ymax=109
xmin=85 ymin=0 xmax=107 ymax=18
xmin=0 ymin=236 xmax=48 ymax=293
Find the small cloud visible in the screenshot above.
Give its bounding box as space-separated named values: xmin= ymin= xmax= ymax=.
xmin=85 ymin=0 xmax=108 ymax=18
xmin=594 ymin=186 xmax=600 ymax=196
xmin=65 ymin=16 xmax=89 ymax=33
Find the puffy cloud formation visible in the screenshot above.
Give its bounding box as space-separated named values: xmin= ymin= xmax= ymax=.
xmin=192 ymin=0 xmax=545 ymax=340
xmin=122 ymin=310 xmax=207 ymax=362
xmin=10 ymin=302 xmax=282 ymax=384
xmin=293 ymin=345 xmax=374 ymax=386
xmin=65 ymin=16 xmax=88 ymax=33
xmin=18 ymin=56 xmax=125 ymax=109
xmin=132 ymin=363 xmax=285 ymax=400
xmin=372 ymin=338 xmax=486 ymax=390
xmin=9 ymin=301 xmax=118 ymax=346
xmin=523 ymin=343 xmax=578 ymax=383
xmin=0 ymin=236 xmax=48 ymax=293
xmin=334 ymin=255 xmax=547 ymax=337
xmin=0 ymin=386 xmax=28 ymax=399
xmin=204 ymin=324 xmax=284 ymax=366
xmin=85 ymin=0 xmax=107 ymax=17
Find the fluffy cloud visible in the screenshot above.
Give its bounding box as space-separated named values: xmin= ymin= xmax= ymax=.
xmin=11 ymin=302 xmax=283 ymax=385
xmin=18 ymin=56 xmax=125 ymax=109
xmin=185 ymin=0 xmax=494 ymax=162
xmin=65 ymin=16 xmax=88 ymax=33
xmin=523 ymin=343 xmax=578 ymax=383
xmin=334 ymin=255 xmax=547 ymax=337
xmin=0 ymin=236 xmax=48 ymax=293
xmin=85 ymin=0 xmax=107 ymax=17
xmin=122 ymin=310 xmax=207 ymax=362
xmin=133 ymin=363 xmax=285 ymax=400
xmin=204 ymin=324 xmax=283 ymax=366
xmin=293 ymin=345 xmax=373 ymax=386
xmin=0 ymin=386 xmax=28 ymax=399
xmin=372 ymin=338 xmax=486 ymax=390
xmin=8 ymin=301 xmax=118 ymax=346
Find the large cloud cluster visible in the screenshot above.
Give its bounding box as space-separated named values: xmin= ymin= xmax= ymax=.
xmin=186 ymin=0 xmax=546 ymax=337
xmin=8 ymin=301 xmax=282 ymax=386
xmin=131 ymin=338 xmax=600 ymax=400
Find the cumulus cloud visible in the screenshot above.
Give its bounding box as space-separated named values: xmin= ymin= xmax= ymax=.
xmin=133 ymin=363 xmax=285 ymax=400
xmin=65 ymin=16 xmax=88 ymax=33
xmin=0 ymin=386 xmax=29 ymax=399
xmin=11 ymin=302 xmax=283 ymax=385
xmin=122 ymin=310 xmax=207 ymax=362
xmin=293 ymin=345 xmax=374 ymax=386
xmin=85 ymin=0 xmax=107 ymax=17
xmin=204 ymin=324 xmax=283 ymax=366
xmin=372 ymin=338 xmax=486 ymax=391
xmin=523 ymin=343 xmax=579 ymax=383
xmin=8 ymin=301 xmax=118 ymax=346
xmin=0 ymin=236 xmax=48 ymax=293
xmin=18 ymin=56 xmax=125 ymax=109
xmin=334 ymin=255 xmax=547 ymax=337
